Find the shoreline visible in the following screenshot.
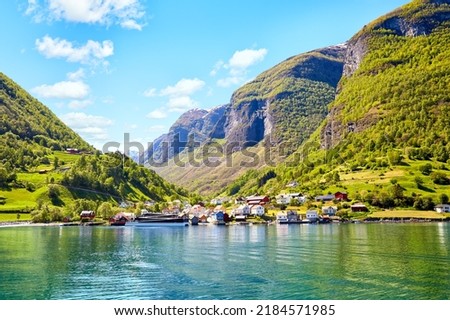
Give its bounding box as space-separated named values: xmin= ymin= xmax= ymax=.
xmin=0 ymin=219 xmax=448 ymax=228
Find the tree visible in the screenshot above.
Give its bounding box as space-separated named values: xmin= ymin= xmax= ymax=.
xmin=439 ymin=193 xmax=449 ymax=205
xmin=53 ymin=156 xmax=59 ymax=170
xmin=419 ymin=163 xmax=433 ymax=175
xmin=430 ymin=172 xmax=449 ymax=185
xmin=97 ymin=202 xmax=114 ymax=219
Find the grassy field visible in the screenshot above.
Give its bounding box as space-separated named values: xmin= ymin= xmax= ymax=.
xmin=369 ymin=210 xmax=446 ymax=220
xmin=0 ymin=213 xmax=31 ymax=222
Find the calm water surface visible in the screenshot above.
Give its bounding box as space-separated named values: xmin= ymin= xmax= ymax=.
xmin=0 ymin=223 xmax=448 ymax=300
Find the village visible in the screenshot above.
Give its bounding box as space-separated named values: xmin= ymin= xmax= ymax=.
xmin=73 ymin=188 xmax=450 ymax=227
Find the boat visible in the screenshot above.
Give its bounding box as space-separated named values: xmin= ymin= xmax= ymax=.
xmin=109 ymin=214 xmax=128 ymax=226
xmin=135 ymin=212 xmax=189 ymax=227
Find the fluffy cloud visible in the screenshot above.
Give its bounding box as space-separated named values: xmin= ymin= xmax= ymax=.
xmin=26 ymin=0 xmax=145 ymax=30
xmin=61 ymin=112 xmax=113 ymax=143
xmin=31 ymin=81 xmax=90 ymax=99
xmin=160 ymin=78 xmax=205 ymax=97
xmin=68 ymin=99 xmax=93 ymax=109
xmin=144 ymin=78 xmax=205 ymax=113
xmin=146 ymin=109 xmax=167 ymax=119
xmin=213 ymin=48 xmax=268 ymax=87
xmin=36 ymin=35 xmax=114 ymax=65
xmin=228 ymin=48 xmax=268 ymax=71
xmin=167 ymin=96 xmax=197 ymax=112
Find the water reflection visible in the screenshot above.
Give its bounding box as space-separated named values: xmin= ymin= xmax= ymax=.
xmin=0 ymin=223 xmax=448 ymax=300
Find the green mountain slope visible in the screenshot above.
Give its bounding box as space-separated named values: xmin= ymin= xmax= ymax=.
xmin=151 ymin=45 xmax=346 ymax=195
xmin=0 ymin=73 xmax=190 ymax=220
xmin=223 ymin=0 xmax=450 ymax=213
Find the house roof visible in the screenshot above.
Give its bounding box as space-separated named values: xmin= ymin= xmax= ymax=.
xmin=435 ymin=204 xmax=450 ymax=208
xmin=351 ymin=203 xmax=367 ymax=208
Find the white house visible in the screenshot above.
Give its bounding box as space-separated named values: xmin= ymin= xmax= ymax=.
xmin=276 ymin=194 xmax=291 ymax=205
xmin=306 ymin=210 xmax=319 ymax=222
xmin=322 ymin=206 xmax=338 ymax=216
xmin=276 ymin=193 xmax=306 ymax=205
xmin=251 ymin=205 xmax=265 ymax=216
xmin=435 ymin=204 xmax=450 ymax=213
xmin=210 ymin=198 xmax=223 ymax=205
xmin=234 ymin=204 xmax=251 ymax=216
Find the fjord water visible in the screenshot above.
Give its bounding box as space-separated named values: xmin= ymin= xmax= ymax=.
xmin=0 ymin=223 xmax=448 ymax=300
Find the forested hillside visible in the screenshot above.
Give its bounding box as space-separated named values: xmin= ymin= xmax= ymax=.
xmin=220 ymin=0 xmax=450 ymax=211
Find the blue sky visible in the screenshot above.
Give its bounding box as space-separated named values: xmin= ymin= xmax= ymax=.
xmin=0 ymin=0 xmax=410 ymax=151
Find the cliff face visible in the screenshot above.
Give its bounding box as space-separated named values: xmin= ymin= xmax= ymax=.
xmin=146 ymin=105 xmax=228 ymax=163
xmin=223 ymin=45 xmax=347 ymax=151
xmin=344 ymin=0 xmax=450 ymax=77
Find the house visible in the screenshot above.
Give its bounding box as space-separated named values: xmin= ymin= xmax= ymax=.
xmin=334 ymin=191 xmax=348 ymax=201
xmin=351 ymin=203 xmax=369 ymax=212
xmin=286 ymin=181 xmax=299 ymax=188
xmin=276 ymin=194 xmax=291 ymax=205
xmin=246 ymin=196 xmax=270 ymax=206
xmin=190 ymin=204 xmax=206 ymax=216
xmin=276 ymin=193 xmax=305 ymax=205
xmin=315 ymin=194 xmax=335 ymax=202
xmin=233 ymin=204 xmax=251 ymax=216
xmin=66 ymin=148 xmax=80 ymax=154
xmin=306 ymin=210 xmax=319 ymax=222
xmin=435 ymin=204 xmax=450 ymax=213
xmin=210 ymin=198 xmax=223 ymax=205
xmin=214 ymin=205 xmax=226 ymax=213
xmin=234 ymin=197 xmax=246 ymax=205
xmin=80 ymin=210 xmax=95 ymax=221
xmin=250 ymin=205 xmax=265 ymax=216
xmin=322 ymin=206 xmax=338 ymax=216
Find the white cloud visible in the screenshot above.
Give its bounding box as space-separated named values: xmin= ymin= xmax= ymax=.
xmin=217 ymin=77 xmax=242 ymax=88
xmin=160 ymin=78 xmax=205 ymax=97
xmin=61 ymin=112 xmax=113 ymax=143
xmin=67 ymin=68 xmax=86 ymax=81
xmin=61 ymin=112 xmax=113 ymax=128
xmin=210 ymin=60 xmax=224 ymax=77
xmin=143 ymin=87 xmax=157 ymax=97
xmin=167 ymin=96 xmax=197 ymax=112
xmin=68 ymin=99 xmax=93 ymax=109
xmin=35 ymin=35 xmax=114 ymax=65
xmin=27 ymin=0 xmax=145 ymax=30
xmin=31 ymin=81 xmax=90 ymax=99
xmin=228 ymin=48 xmax=267 ymax=71
xmin=121 ymin=19 xmax=143 ymax=30
xmin=213 ymin=48 xmax=268 ymax=87
xmin=146 ymin=109 xmax=167 ymax=119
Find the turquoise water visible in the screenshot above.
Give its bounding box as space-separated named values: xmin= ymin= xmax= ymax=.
xmin=0 ymin=223 xmax=448 ymax=300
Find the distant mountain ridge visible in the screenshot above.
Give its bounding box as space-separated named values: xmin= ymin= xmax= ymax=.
xmin=145 ymin=45 xmax=347 ymax=193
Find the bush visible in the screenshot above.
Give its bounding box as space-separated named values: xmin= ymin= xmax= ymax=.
xmin=430 ymin=172 xmax=450 ymax=185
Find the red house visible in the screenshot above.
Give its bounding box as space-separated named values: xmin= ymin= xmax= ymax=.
xmin=351 ymin=203 xmax=368 ymax=213
xmin=335 ymin=191 xmax=348 ymax=201
xmin=80 ymin=210 xmax=95 ymax=221
xmin=246 ymin=196 xmax=270 ymax=206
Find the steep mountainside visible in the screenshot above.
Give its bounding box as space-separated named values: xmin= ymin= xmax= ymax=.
xmin=0 ymin=72 xmax=92 ymax=156
xmin=223 ymin=0 xmax=450 ymax=207
xmin=148 ymin=45 xmax=346 ymax=194
xmin=146 ymin=105 xmax=228 ymax=163
xmin=0 ymin=73 xmax=189 ymax=217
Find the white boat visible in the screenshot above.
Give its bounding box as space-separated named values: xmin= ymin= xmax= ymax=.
xmin=134 ymin=212 xmax=189 ymax=227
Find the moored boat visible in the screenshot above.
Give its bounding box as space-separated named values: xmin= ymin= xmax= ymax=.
xmin=110 ymin=214 xmax=128 ymax=226
xmin=135 ymin=212 xmax=189 ymax=227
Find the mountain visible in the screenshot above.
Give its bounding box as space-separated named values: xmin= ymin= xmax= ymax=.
xmin=0 ymin=73 xmax=190 ymax=219
xmin=0 ymin=72 xmax=92 ymax=156
xmin=147 ymin=45 xmax=347 ymax=194
xmin=146 ymin=105 xmax=228 ymax=164
xmin=221 ymin=0 xmax=450 ymax=209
